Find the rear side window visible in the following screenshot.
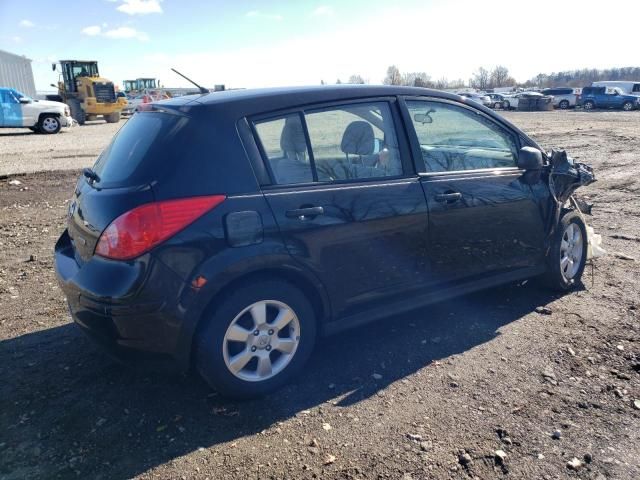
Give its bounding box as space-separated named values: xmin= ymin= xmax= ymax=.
xmin=92 ymin=112 xmax=189 ymax=187
xmin=253 ymin=102 xmax=403 ymax=185
xmin=254 ymin=114 xmax=313 ymax=185
xmin=305 ymin=103 xmax=402 ymax=181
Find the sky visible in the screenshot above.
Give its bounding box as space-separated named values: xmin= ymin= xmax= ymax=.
xmin=1 ymin=0 xmax=639 ymax=92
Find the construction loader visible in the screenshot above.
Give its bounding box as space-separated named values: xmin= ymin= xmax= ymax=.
xmin=49 ymin=60 xmax=127 ymax=125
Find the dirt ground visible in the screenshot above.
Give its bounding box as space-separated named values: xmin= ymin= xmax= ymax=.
xmin=0 ymin=111 xmax=639 ymax=480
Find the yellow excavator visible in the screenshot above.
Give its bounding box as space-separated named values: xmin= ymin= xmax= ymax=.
xmin=50 ymin=60 xmax=127 ymax=125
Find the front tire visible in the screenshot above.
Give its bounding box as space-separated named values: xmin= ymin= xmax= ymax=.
xmin=104 ymin=112 xmax=121 ymax=123
xmin=196 ymin=279 xmax=317 ymax=398
xmin=583 ymin=100 xmax=595 ymax=111
xmin=502 ymin=100 xmax=511 ymax=110
xmin=67 ymin=99 xmax=86 ymax=125
xmin=542 ymin=211 xmax=587 ymax=291
xmin=622 ymin=101 xmax=634 ymax=111
xmin=38 ymin=114 xmax=61 ymax=134
xmin=559 ymin=100 xmax=570 ymax=109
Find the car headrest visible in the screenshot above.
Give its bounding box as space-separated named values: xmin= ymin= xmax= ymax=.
xmin=341 ymin=121 xmax=374 ymax=156
xmin=280 ymin=116 xmax=307 ymax=155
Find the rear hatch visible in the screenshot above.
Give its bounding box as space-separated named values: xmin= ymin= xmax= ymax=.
xmin=68 ymin=109 xmax=192 ymax=263
xmin=66 ymin=99 xmax=261 ymax=265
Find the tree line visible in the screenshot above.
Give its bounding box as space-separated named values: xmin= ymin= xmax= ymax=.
xmin=331 ymin=65 xmax=640 ymax=90
xmin=524 ymin=67 xmax=640 ymax=88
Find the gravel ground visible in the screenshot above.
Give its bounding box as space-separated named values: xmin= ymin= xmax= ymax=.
xmin=0 ymin=120 xmax=125 ymax=177
xmin=1 ymin=111 xmax=639 ymax=479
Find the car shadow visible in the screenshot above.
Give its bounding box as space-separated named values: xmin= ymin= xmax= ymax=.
xmin=0 ymin=282 xmax=562 ymax=479
xmin=0 ymin=131 xmax=36 ymax=137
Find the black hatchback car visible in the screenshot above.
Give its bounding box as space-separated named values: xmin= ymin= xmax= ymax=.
xmin=55 ymin=85 xmax=593 ymax=398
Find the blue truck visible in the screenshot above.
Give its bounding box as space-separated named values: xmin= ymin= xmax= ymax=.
xmin=578 ymin=86 xmax=640 ymax=111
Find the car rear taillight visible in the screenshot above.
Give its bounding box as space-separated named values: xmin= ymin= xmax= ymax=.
xmin=95 ymin=195 xmax=226 ymax=260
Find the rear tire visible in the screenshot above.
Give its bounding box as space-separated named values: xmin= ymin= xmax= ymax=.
xmin=541 ymin=211 xmax=587 ymax=291
xmin=622 ymin=101 xmax=634 ymax=111
xmin=104 ymin=112 xmax=121 ymax=123
xmin=583 ymin=100 xmax=595 ymax=111
xmin=195 ymin=279 xmax=317 ymax=399
xmin=38 ymin=114 xmax=61 ymax=134
xmin=67 ymin=99 xmax=85 ymax=125
xmin=559 ymin=100 xmax=570 ymax=109
xmin=502 ymin=100 xmax=510 ymax=110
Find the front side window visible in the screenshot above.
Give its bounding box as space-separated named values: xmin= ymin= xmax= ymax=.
xmin=304 ymin=102 xmax=402 ymax=181
xmin=254 ymin=114 xmax=313 ymax=185
xmin=406 ymin=100 xmax=518 ymax=172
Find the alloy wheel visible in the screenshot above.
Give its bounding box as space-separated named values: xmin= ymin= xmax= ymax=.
xmin=42 ymin=117 xmax=60 ymax=133
xmin=222 ymin=300 xmax=301 ymax=382
xmin=560 ymin=223 xmax=583 ymax=281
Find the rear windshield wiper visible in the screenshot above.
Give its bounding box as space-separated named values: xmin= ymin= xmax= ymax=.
xmin=82 ymin=168 xmax=100 ymax=183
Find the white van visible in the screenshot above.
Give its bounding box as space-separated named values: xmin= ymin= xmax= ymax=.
xmin=592 ymin=81 xmax=640 ymax=95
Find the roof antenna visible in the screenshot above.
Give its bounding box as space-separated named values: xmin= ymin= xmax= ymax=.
xmin=171 ymin=68 xmax=209 ymax=94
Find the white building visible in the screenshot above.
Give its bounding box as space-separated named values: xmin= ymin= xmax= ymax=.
xmin=0 ymin=49 xmax=36 ymax=98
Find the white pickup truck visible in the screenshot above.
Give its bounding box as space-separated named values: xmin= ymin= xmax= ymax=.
xmin=0 ymin=88 xmax=72 ymax=134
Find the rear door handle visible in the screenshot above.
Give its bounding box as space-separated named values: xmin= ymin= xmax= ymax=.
xmin=285 ymin=206 xmax=324 ymax=219
xmin=435 ymin=192 xmax=462 ymax=203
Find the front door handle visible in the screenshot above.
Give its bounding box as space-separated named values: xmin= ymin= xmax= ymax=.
xmin=435 ymin=192 xmax=462 ymax=203
xmin=285 ymin=206 xmax=324 ymax=219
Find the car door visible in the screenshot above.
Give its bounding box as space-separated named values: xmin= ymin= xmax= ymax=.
xmin=0 ymin=90 xmax=24 ymax=127
xmin=251 ymin=100 xmax=431 ymax=319
xmin=402 ymin=97 xmax=547 ymax=285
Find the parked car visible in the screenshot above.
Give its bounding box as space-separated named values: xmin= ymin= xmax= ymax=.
xmin=486 ymin=93 xmax=507 ymax=109
xmin=502 ymin=91 xmax=545 ymax=110
xmin=0 ymin=87 xmax=72 ymax=134
xmin=578 ymin=87 xmax=640 ymax=111
xmin=122 ymin=90 xmax=171 ymax=115
xmin=541 ymin=88 xmax=578 ymax=109
xmin=458 ymin=91 xmax=492 ymax=107
xmin=591 ymin=81 xmax=640 ymax=95
xmin=55 ymin=85 xmax=593 ymax=398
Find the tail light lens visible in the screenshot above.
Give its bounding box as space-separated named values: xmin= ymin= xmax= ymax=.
xmin=95 ymin=195 xmax=226 ymax=260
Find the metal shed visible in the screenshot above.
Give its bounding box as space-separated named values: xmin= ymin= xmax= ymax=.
xmin=0 ymin=49 xmax=36 ymax=98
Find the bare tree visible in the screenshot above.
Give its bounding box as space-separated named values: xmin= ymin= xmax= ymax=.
xmin=490 ymin=65 xmax=511 ymax=87
xmin=402 ymin=72 xmax=432 ymax=88
xmin=435 ymin=77 xmax=449 ymax=89
xmin=336 ymin=78 xmax=342 ymax=84
xmin=383 ymin=65 xmax=402 ymax=85
xmin=471 ymin=67 xmax=490 ymax=90
xmin=347 ymin=74 xmax=365 ymax=84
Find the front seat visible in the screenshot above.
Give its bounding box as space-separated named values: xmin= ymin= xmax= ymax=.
xmin=340 ymin=121 xmax=375 ymax=164
xmin=275 ymin=116 xmax=313 ymax=184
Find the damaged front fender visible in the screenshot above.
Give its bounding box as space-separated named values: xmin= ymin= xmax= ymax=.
xmin=547 ymin=149 xmax=595 ymax=204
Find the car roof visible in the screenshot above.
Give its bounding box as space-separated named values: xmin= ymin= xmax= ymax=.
xmin=159 ymin=85 xmax=463 ymax=116
xmin=147 ymin=84 xmax=542 ymax=150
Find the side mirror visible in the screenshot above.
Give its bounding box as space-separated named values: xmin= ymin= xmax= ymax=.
xmin=50 ymin=83 xmax=57 ymax=88
xmin=517 ymin=146 xmax=543 ymax=170
xmin=19 ymin=97 xmax=31 ymax=104
xmin=52 ymin=63 xmax=56 ymax=71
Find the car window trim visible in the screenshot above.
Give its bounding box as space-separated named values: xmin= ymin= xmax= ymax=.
xmin=398 ymin=95 xmax=522 ymax=175
xmin=248 ymin=96 xmax=415 ymax=188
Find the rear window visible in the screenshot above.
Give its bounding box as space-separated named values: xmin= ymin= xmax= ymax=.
xmin=92 ymin=112 xmax=190 ymax=188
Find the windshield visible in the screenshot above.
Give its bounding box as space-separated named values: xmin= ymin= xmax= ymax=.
xmin=71 ymin=62 xmax=99 ymax=78
xmin=12 ymin=90 xmax=31 ymax=101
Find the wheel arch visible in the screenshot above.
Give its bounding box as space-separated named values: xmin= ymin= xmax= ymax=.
xmin=178 ymin=262 xmax=331 ymax=370
xmin=37 ymin=111 xmax=61 ymax=123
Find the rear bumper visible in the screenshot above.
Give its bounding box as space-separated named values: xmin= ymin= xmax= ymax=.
xmin=54 ymin=229 xmax=193 ymax=371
